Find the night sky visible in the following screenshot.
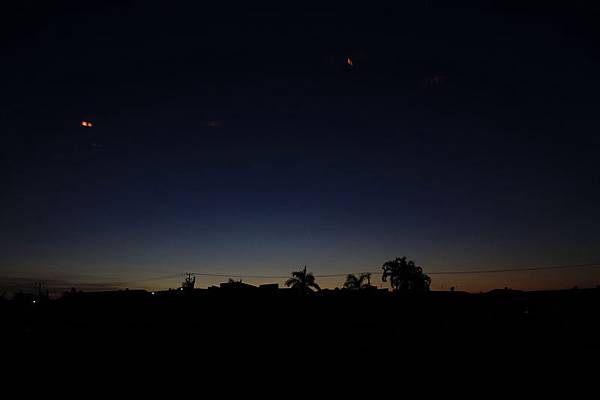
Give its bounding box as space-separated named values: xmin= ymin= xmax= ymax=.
xmin=2 ymin=1 xmax=600 ymax=293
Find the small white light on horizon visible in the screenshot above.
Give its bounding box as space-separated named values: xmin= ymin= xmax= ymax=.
xmin=151 ymin=291 xmax=155 ymax=295
xmin=32 ymin=300 xmax=36 ymax=304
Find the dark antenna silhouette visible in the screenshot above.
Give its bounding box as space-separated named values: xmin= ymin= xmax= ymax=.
xmin=34 ymin=281 xmax=49 ymax=301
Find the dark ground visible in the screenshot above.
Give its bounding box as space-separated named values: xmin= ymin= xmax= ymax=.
xmin=3 ymin=288 xmax=598 ymax=393
xmin=3 ymin=288 xmax=599 ymax=361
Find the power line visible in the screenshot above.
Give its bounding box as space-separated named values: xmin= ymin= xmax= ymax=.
xmin=125 ymin=273 xmax=182 ymax=282
xmin=3 ymin=262 xmax=598 ymax=286
xmin=425 ymin=262 xmax=600 ymax=275
xmin=186 ymin=262 xmax=600 ymax=280
xmin=190 ymin=273 xmax=290 ymax=279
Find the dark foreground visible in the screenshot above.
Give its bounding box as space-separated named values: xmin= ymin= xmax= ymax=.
xmin=3 ymin=288 xmax=599 ymax=365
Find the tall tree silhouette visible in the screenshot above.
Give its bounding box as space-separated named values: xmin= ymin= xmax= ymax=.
xmin=381 ymin=257 xmax=431 ymax=292
xmin=343 ymin=273 xmax=373 ymax=290
xmin=285 ymin=266 xmax=321 ymax=293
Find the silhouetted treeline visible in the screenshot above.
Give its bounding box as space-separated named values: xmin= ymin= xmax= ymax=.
xmin=2 ymin=257 xmax=598 ymax=366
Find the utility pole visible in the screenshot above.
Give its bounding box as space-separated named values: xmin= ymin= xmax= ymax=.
xmin=182 ymin=272 xmax=196 ymax=291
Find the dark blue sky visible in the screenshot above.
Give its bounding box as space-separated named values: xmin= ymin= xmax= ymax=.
xmin=2 ymin=2 xmax=600 ymax=292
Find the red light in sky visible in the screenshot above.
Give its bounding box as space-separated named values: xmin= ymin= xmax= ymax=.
xmin=81 ymin=121 xmax=93 ymax=127
xmin=346 ymin=57 xmax=353 ymax=66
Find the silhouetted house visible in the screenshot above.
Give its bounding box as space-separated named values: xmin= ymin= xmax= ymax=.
xmin=487 ymin=288 xmax=524 ymax=295
xmin=219 ymin=281 xmax=257 ymax=290
xmin=12 ymin=291 xmax=37 ymax=305
xmin=259 ymin=283 xmax=279 ymax=290
xmin=68 ymin=289 xmax=150 ymax=302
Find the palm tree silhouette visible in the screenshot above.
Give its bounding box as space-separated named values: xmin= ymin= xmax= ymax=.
xmin=343 ymin=273 xmax=373 ymax=290
xmin=381 ymin=257 xmax=431 ymax=292
xmin=285 ymin=266 xmax=321 ymax=293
